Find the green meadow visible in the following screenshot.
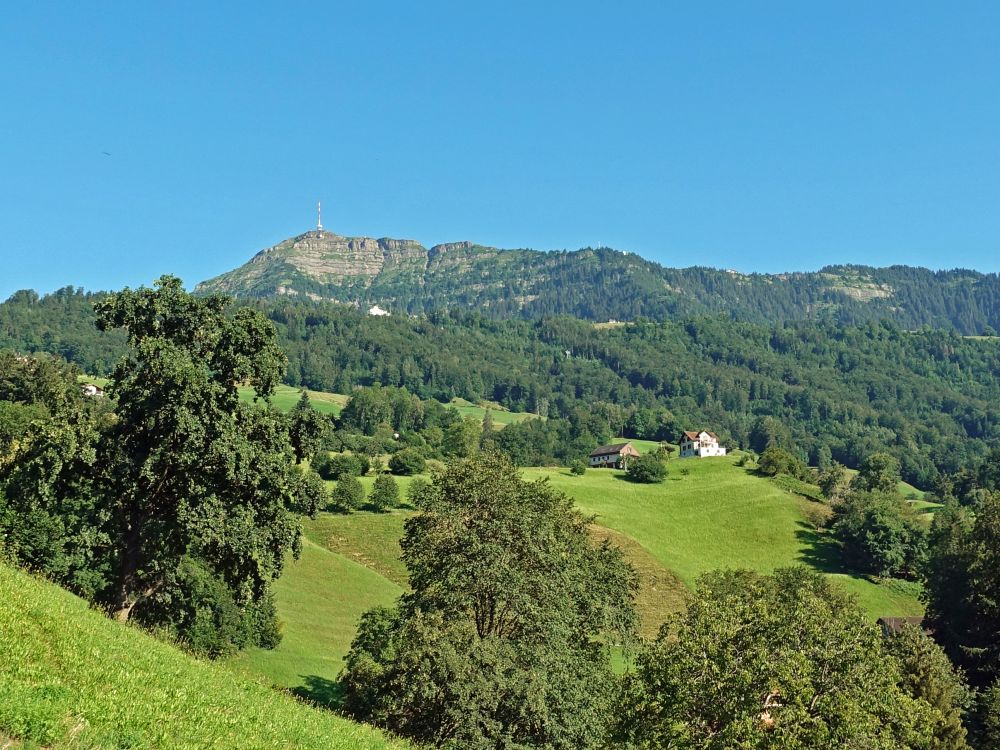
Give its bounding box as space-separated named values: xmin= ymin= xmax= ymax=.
xmin=0 ymin=562 xmax=405 ymax=750
xmin=231 ymin=455 xmax=924 ymax=704
xmin=445 ymin=397 xmax=540 ymax=427
xmin=522 ymin=458 xmax=924 ymax=617
xmin=228 ymin=538 xmax=401 ymax=700
xmin=238 ymin=383 xmax=348 ymax=415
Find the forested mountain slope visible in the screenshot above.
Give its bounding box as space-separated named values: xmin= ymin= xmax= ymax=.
xmin=194 ymin=229 xmax=1000 ymax=333
xmin=3 ymin=288 xmax=999 ymax=486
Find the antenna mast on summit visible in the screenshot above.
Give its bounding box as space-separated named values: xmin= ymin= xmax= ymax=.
xmin=316 ymin=201 xmax=323 ymax=232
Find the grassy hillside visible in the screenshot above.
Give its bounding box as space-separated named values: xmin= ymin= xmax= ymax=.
xmin=228 ymin=539 xmax=401 ymax=702
xmin=235 ymin=385 xmax=540 ymax=425
xmin=446 ymin=397 xmax=539 ymax=427
xmin=0 ymin=562 xmax=405 ymax=750
xmin=523 ymin=458 xmax=924 ymax=618
xmin=239 ymin=383 xmax=348 ymax=415
xmin=232 ymin=457 xmax=922 ymax=699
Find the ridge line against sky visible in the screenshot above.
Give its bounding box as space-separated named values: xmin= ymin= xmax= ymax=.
xmin=2 ymin=1 xmax=999 ymax=299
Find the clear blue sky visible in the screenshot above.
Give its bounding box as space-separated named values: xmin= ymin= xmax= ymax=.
xmin=3 ymin=1 xmax=999 ymax=298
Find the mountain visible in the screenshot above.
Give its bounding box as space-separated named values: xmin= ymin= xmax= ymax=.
xmin=195 ymin=228 xmax=1000 ymax=333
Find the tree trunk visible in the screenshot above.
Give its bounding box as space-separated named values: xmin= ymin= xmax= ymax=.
xmin=113 ymin=517 xmax=144 ymax=622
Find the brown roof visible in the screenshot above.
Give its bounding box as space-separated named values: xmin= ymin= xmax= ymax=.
xmin=589 ymin=442 xmax=635 ymax=457
xmin=681 ymin=430 xmax=720 ymax=441
xmin=877 ymin=616 xmax=925 ymax=636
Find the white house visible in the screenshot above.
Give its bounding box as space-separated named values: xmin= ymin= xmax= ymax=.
xmin=679 ymin=430 xmax=726 ymax=458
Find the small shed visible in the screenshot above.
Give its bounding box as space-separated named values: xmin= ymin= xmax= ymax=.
xmin=588 ymin=442 xmax=640 ymax=470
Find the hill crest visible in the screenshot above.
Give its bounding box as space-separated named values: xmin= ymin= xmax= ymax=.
xmin=195 ymin=227 xmax=1000 ymax=333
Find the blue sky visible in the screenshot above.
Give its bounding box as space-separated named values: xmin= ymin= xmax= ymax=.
xmin=2 ymin=1 xmax=999 ymax=298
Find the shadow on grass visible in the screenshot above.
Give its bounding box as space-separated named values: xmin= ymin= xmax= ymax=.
xmin=610 ymin=474 xmax=671 ymax=485
xmin=292 ymin=674 xmax=345 ymax=711
xmin=794 ymin=522 xmax=849 ymax=574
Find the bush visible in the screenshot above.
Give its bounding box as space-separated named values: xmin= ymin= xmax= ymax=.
xmin=389 ymin=448 xmax=426 ymax=476
xmin=424 ymin=459 xmax=446 ymax=475
xmin=406 ymin=476 xmax=431 ymax=507
xmin=569 ymin=459 xmax=588 ymax=476
xmin=626 ymin=453 xmax=668 ymax=483
xmin=757 ymin=446 xmax=807 ymax=479
xmin=137 ymin=557 xmax=281 ymax=658
xmin=313 ymin=453 xmax=362 ymax=481
xmin=831 ymin=491 xmax=927 ymax=578
xmin=290 ymin=466 xmax=328 ymax=518
xmin=369 ymin=473 xmax=400 ymax=512
xmin=332 ymin=474 xmax=365 ymax=512
xmin=356 ymin=454 xmax=371 ymax=477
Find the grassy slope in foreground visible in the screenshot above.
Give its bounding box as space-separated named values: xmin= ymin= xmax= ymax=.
xmin=228 ymin=538 xmax=402 ymax=699
xmin=523 ymin=458 xmax=924 ymax=618
xmin=0 ymin=562 xmax=405 ymax=750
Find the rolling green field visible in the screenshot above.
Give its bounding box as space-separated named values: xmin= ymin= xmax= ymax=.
xmin=445 ymin=397 xmax=540 ymax=427
xmin=239 ymin=384 xmax=348 ymax=415
xmin=523 ymin=458 xmax=923 ymax=618
xmin=228 ymin=539 xmax=402 ymax=700
xmin=236 ymin=387 xmax=541 ymax=425
xmin=231 ymin=456 xmax=923 ymax=703
xmin=0 ymin=562 xmax=405 ymax=750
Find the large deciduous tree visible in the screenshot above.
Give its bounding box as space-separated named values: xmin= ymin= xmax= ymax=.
xmin=340 ymin=451 xmax=638 ymax=749
xmin=93 ymin=276 xmax=305 ymax=622
xmin=620 ymin=568 xmax=941 ymax=749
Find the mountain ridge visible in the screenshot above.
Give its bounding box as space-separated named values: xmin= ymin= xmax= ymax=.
xmin=194 ymin=228 xmax=1000 ymax=333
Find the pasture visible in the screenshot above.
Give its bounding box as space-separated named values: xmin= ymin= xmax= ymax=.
xmin=232 ymin=456 xmax=924 ymax=701
xmin=446 ymin=397 xmax=540 ymax=427
xmin=523 ymin=458 xmax=924 ymax=617
xmin=239 ymin=383 xmax=348 ymax=415
xmin=0 ymin=562 xmax=405 ymax=749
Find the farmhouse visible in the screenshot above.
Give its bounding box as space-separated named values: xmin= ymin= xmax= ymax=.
xmin=589 ymin=442 xmax=640 ymax=469
xmin=81 ymin=383 xmax=105 ymax=398
xmin=877 ymin=616 xmax=926 ymax=638
xmin=679 ymin=430 xmax=726 ymax=458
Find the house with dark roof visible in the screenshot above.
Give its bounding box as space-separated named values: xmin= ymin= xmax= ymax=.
xmin=81 ymin=383 xmax=105 ymax=398
xmin=679 ymin=430 xmax=726 ymax=458
xmin=877 ymin=616 xmax=926 ymax=638
xmin=588 ymin=442 xmax=640 ymax=469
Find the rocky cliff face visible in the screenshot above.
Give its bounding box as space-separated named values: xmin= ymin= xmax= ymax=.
xmin=196 ymin=230 xmax=431 ymax=297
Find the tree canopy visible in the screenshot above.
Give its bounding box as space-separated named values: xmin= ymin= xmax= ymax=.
xmin=340 ymin=451 xmax=638 ymax=749
xmin=621 ymin=567 xmax=943 ymax=749
xmin=1 ymin=278 xmax=321 ymax=655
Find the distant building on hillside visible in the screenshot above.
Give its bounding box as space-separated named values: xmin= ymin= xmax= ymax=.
xmin=877 ymin=616 xmax=926 ymax=638
xmin=589 ymin=442 xmax=640 ymax=469
xmin=679 ymin=430 xmax=726 ymax=458
xmin=368 ymin=304 xmax=390 ymax=316
xmin=81 ymin=383 xmax=105 ymax=398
